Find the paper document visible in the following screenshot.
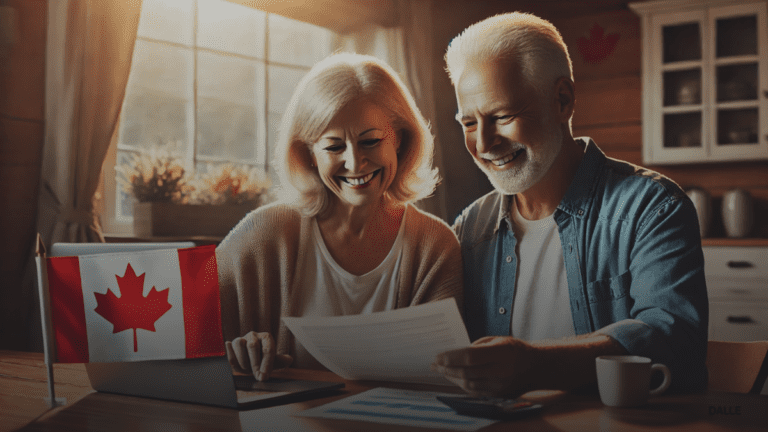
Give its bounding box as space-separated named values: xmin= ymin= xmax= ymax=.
xmin=282 ymin=298 xmax=469 ymax=385
xmin=295 ymin=387 xmax=497 ymax=431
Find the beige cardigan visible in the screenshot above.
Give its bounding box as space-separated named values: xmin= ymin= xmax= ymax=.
xmin=216 ymin=202 xmax=463 ymax=366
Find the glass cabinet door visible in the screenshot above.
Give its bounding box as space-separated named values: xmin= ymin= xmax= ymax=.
xmin=709 ymin=3 xmax=768 ymax=161
xmin=653 ymin=10 xmax=709 ymax=162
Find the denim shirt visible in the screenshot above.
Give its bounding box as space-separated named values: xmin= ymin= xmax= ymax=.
xmin=453 ymin=138 xmax=708 ymax=392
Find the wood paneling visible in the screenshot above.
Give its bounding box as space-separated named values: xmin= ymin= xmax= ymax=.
xmin=573 ymin=124 xmax=642 ymax=152
xmin=0 ymin=0 xmax=46 ymax=120
xmin=556 ymin=9 xmax=642 ymax=81
xmin=573 ymin=75 xmax=642 ymax=127
xmin=0 ymin=0 xmax=46 ymax=350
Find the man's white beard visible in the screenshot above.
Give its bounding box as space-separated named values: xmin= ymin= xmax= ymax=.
xmin=478 ymin=124 xmax=563 ymax=196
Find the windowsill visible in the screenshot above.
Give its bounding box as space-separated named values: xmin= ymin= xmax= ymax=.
xmin=103 ymin=232 xmax=224 ymax=246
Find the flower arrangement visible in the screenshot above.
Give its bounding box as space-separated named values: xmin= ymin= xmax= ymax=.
xmin=186 ymin=163 xmax=272 ymax=205
xmin=115 ymin=146 xmax=188 ymax=203
xmin=116 ymin=145 xmax=272 ymax=206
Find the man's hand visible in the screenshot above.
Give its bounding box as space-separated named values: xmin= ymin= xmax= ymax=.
xmin=433 ymin=333 xmax=627 ymax=397
xmin=226 ymin=331 xmax=293 ymax=381
xmin=431 ymin=336 xmax=540 ymax=397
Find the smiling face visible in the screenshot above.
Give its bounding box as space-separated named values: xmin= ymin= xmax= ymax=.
xmin=455 ymin=59 xmax=563 ymax=195
xmin=311 ymin=99 xmax=400 ymax=211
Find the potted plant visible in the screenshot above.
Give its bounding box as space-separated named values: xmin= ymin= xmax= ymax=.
xmin=116 ymin=146 xmax=271 ymax=237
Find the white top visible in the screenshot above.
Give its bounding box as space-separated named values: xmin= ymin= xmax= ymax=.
xmin=293 ymin=209 xmax=407 ymax=367
xmin=509 ymin=198 xmax=575 ymax=341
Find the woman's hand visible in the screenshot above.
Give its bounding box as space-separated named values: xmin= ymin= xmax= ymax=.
xmin=225 ymin=331 xmax=293 ymax=381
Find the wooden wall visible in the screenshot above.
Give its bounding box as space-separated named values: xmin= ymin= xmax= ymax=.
xmin=432 ymin=0 xmax=768 ymax=238
xmin=0 ymin=0 xmax=47 ymax=350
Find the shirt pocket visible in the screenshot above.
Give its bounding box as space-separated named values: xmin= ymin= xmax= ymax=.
xmin=585 ymin=269 xmax=632 ymax=304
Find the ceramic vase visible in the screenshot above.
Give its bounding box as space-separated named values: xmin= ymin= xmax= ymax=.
xmin=721 ymin=189 xmax=754 ymax=238
xmin=686 ymin=188 xmax=711 ymax=238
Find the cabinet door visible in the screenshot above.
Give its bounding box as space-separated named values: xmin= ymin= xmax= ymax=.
xmin=646 ymin=10 xmax=710 ymax=164
xmin=708 ymin=2 xmax=768 ymax=162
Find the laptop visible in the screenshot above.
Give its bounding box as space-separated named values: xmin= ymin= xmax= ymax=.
xmin=50 ymin=242 xmax=344 ymax=409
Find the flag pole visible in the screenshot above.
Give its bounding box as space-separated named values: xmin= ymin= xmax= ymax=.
xmin=35 ymin=233 xmax=65 ymax=408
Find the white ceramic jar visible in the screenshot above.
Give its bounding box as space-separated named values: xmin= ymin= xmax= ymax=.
xmin=721 ymin=188 xmax=754 ymax=238
xmin=686 ymin=188 xmax=711 ymax=238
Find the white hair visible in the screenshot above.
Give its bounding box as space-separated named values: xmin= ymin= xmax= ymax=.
xmin=274 ymin=53 xmax=440 ymax=217
xmin=445 ymin=12 xmax=573 ymax=99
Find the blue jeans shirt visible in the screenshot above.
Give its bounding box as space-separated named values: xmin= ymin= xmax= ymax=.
xmin=453 ymin=138 xmax=708 ymax=392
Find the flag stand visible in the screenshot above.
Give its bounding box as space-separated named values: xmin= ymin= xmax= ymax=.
xmin=35 ymin=234 xmax=66 ymax=408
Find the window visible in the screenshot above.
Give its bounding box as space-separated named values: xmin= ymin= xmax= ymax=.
xmin=102 ymin=0 xmax=336 ymax=233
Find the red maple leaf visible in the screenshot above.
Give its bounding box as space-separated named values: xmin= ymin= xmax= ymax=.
xmin=577 ymin=23 xmax=620 ymax=64
xmin=94 ymin=263 xmax=172 ymax=352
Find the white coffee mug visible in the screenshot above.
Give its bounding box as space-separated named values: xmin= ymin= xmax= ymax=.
xmin=596 ymin=356 xmax=671 ymax=407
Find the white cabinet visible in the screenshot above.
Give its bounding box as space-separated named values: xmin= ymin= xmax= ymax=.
xmin=630 ymin=0 xmax=768 ymax=164
xmin=703 ymin=246 xmax=768 ymax=341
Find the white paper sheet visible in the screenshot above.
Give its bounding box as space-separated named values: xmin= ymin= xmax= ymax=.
xmin=294 ymin=387 xmax=497 ymax=431
xmin=282 ymin=298 xmax=470 ymax=385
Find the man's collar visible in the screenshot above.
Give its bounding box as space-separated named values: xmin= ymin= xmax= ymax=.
xmin=493 ymin=137 xmax=605 ymax=231
xmin=556 ymin=137 xmax=604 ymax=218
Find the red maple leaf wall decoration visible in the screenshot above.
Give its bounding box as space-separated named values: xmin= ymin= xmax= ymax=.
xmin=577 ymin=23 xmax=620 ymax=64
xmin=94 ymin=263 xmax=173 ymax=352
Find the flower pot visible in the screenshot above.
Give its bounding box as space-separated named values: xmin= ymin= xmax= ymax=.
xmin=133 ymin=202 xmax=257 ymax=237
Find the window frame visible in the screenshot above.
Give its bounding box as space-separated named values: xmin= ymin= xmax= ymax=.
xmin=99 ymin=0 xmax=334 ymax=235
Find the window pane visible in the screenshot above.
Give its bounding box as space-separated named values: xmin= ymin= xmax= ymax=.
xmin=664 ymin=112 xmax=701 ymax=148
xmin=197 ymin=51 xmax=265 ymax=163
xmin=197 ymin=0 xmax=266 ymax=58
xmin=663 ymin=23 xmax=701 ymax=63
xmin=717 ymin=15 xmax=757 ymax=58
xmin=663 ymin=69 xmax=701 ymax=106
xmin=267 ymin=65 xmax=307 ymax=162
xmin=137 ymin=0 xmax=194 ymax=46
xmin=717 ymin=63 xmax=758 ymax=102
xmin=268 ymin=65 xmax=307 ymax=114
xmin=717 ymin=108 xmax=758 ymax=145
xmin=119 ymin=40 xmax=193 ymax=151
xmin=116 ymin=151 xmax=136 ymax=220
xmin=268 ymin=14 xmax=334 ymax=67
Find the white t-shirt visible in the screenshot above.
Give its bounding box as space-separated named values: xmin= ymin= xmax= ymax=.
xmin=509 ymin=198 xmax=575 ymax=341
xmin=293 ymin=210 xmax=406 ymax=367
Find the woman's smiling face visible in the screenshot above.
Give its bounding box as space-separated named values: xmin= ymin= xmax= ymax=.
xmin=311 ymin=99 xmax=400 ymax=210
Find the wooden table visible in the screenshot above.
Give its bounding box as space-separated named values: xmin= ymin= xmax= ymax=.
xmin=2 ymin=350 xmax=767 ymax=432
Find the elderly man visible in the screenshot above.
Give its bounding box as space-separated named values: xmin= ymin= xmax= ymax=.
xmin=432 ymin=12 xmax=708 ymax=397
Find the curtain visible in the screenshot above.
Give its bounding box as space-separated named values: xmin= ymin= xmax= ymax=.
xmin=334 ymin=0 xmax=448 ymax=220
xmin=27 ymin=0 xmax=142 ymax=350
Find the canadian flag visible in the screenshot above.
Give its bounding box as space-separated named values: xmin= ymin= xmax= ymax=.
xmin=45 ymin=245 xmax=224 ymax=363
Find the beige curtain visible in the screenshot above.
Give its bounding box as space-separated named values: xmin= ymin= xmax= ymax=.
xmin=27 ymin=0 xmax=142 ymax=350
xmin=334 ymin=0 xmax=448 ymax=220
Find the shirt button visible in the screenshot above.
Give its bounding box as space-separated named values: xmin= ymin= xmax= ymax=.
xmin=578 ymin=209 xmax=584 ymax=215
xmin=499 ymin=307 xmax=506 ymax=314
xmin=506 ymin=255 xmax=513 ymax=263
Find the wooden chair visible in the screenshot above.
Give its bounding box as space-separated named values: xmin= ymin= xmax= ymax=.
xmin=706 ymin=340 xmax=768 ymax=394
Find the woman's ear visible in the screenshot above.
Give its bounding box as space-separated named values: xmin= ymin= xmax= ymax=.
xmin=555 ymin=77 xmax=575 ymax=123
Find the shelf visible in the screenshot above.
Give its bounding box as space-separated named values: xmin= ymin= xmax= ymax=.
xmin=702 ymin=238 xmax=768 ymax=247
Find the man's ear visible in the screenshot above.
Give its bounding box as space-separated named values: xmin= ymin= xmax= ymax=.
xmin=555 ymin=77 xmax=575 ymax=122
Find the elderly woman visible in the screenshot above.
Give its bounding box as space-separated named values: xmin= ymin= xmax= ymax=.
xmin=216 ymin=53 xmax=463 ymax=381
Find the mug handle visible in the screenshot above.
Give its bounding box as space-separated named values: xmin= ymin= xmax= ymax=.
xmin=649 ymin=363 xmax=671 ymax=396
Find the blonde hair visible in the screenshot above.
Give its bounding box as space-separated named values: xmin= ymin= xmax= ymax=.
xmin=274 ymin=52 xmax=439 ymax=217
xmin=445 ymin=12 xmax=573 ymax=99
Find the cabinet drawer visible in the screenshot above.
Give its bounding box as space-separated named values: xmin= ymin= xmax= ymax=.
xmin=709 ymin=301 xmax=768 ymax=342
xmin=707 ymin=280 xmax=768 ymax=301
xmin=703 ymin=246 xmax=768 ymax=280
